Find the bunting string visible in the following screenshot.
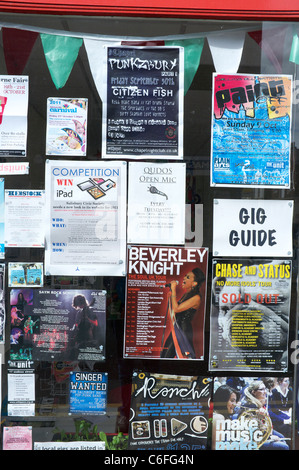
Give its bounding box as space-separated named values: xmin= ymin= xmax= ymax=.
xmin=0 ymin=21 xmax=295 ymax=92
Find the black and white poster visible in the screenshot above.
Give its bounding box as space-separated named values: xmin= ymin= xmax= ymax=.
xmin=209 ymin=259 xmax=291 ymax=372
xmin=127 ymin=162 xmax=186 ymax=245
xmin=213 ymin=199 xmax=294 ymax=257
xmin=102 ymin=46 xmax=184 ymax=159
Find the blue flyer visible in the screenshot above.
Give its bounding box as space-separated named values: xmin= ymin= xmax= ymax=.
xmin=69 ymin=371 xmax=108 ymax=415
xmin=211 ymin=73 xmax=292 ymax=188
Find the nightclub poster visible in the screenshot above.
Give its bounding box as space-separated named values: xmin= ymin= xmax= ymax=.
xmin=124 ymin=245 xmax=208 ymax=360
xmin=212 ymin=376 xmax=293 ymax=450
xmin=209 ymin=259 xmax=291 ymax=372
xmin=0 ymin=264 xmax=5 ymax=343
xmin=213 ymin=199 xmax=294 ymax=258
xmin=211 ymin=73 xmax=292 ymax=188
xmin=128 ymin=371 xmax=212 ymax=450
xmin=102 ymin=46 xmax=184 ymax=160
xmin=4 ymin=189 xmax=45 ymax=248
xmin=45 ymin=160 xmax=127 ymax=276
xmin=69 ymin=371 xmax=108 ymax=415
xmin=0 ymin=75 xmax=28 ymax=156
xmin=46 ymin=98 xmax=87 ymax=156
xmin=9 ymin=288 xmax=106 ymax=362
xmin=127 ymin=162 xmax=186 ymax=245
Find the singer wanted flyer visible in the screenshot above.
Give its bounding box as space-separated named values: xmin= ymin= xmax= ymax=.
xmin=128 ymin=371 xmax=212 ymax=450
xmin=124 ymin=245 xmax=208 ymax=360
xmin=211 ymin=74 xmax=292 ymax=188
xmin=209 ymin=259 xmax=291 ymax=372
xmin=45 ymin=160 xmax=127 ymax=276
xmin=127 ymin=162 xmax=186 ymax=245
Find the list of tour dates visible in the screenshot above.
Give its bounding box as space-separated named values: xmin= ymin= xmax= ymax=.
xmin=124 ymin=274 xmax=167 ymax=358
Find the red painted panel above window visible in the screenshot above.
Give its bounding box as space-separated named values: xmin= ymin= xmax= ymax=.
xmin=0 ymin=0 xmax=298 ymax=20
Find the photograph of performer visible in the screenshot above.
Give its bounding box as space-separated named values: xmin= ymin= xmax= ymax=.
xmin=71 ymin=294 xmax=100 ymax=349
xmin=160 ymin=267 xmax=205 ymax=359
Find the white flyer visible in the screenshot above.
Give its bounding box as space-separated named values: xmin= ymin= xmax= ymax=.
xmin=213 ymin=199 xmax=294 ymax=257
xmin=0 ymin=75 xmax=28 ymax=156
xmin=127 ymin=162 xmax=186 ymax=244
xmin=5 ymin=190 xmax=45 ymax=248
xmin=45 ymin=160 xmax=127 ymax=276
xmin=46 ymin=98 xmax=87 ymax=156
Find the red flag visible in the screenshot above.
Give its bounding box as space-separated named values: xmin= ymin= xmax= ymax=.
xmin=2 ymin=27 xmax=39 ymax=75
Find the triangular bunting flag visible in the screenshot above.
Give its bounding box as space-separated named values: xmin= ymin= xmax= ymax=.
xmin=2 ymin=27 xmax=39 ymax=75
xmin=289 ymin=34 xmax=299 ymax=65
xmin=84 ymin=38 xmax=121 ymax=100
xmin=121 ymin=40 xmax=164 ymax=46
xmin=207 ymin=30 xmax=245 ymax=73
xmin=40 ymin=33 xmax=83 ymax=89
xmin=165 ymin=38 xmax=204 ymax=94
xmin=249 ymin=27 xmax=287 ymax=73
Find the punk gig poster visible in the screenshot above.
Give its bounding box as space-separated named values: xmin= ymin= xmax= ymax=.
xmin=209 ymin=259 xmax=291 ymax=372
xmin=211 ymin=73 xmax=292 ymax=188
xmin=9 ymin=289 xmax=106 ymax=362
xmin=124 ymin=246 xmax=208 ymax=360
xmin=102 ymin=46 xmax=184 ymax=159
xmin=129 ymin=372 xmax=212 ymax=450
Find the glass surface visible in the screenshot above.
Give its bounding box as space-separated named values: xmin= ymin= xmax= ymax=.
xmin=0 ymin=13 xmax=297 ymax=449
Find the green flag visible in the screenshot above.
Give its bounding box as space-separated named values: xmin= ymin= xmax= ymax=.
xmin=41 ymin=34 xmax=83 ymax=89
xmin=289 ymin=34 xmax=299 ymax=64
xmin=165 ymin=38 xmax=205 ymax=94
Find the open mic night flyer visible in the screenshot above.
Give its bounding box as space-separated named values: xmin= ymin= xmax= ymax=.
xmin=124 ymin=245 xmax=208 ymax=360
xmin=211 ymin=73 xmax=292 ymax=188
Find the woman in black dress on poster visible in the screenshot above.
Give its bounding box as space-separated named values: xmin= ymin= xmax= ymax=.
xmin=160 ymin=267 xmax=205 ymax=359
